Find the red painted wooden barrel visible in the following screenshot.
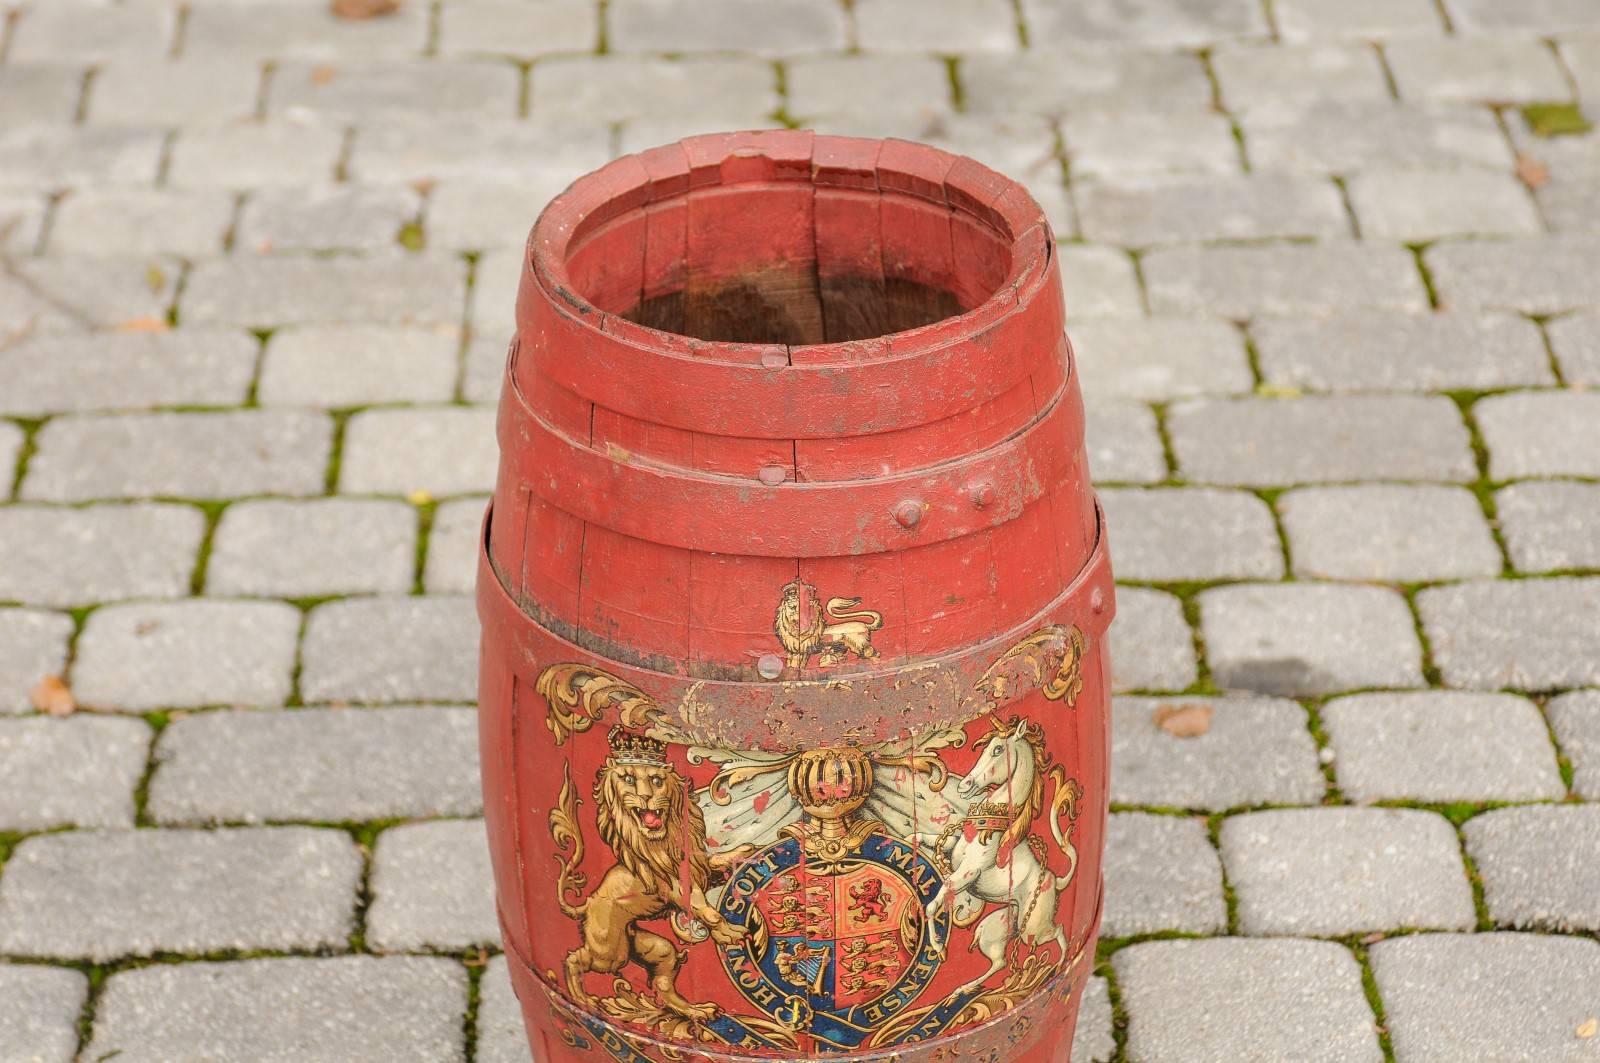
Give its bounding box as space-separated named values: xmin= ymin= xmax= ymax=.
xmin=477 ymin=130 xmax=1113 ymax=1063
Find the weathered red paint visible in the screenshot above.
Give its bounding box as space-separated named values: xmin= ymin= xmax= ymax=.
xmin=478 ymin=131 xmax=1114 ymax=1063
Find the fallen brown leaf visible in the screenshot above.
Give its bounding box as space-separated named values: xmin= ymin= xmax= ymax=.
xmin=1515 ymin=154 xmax=1550 ymax=190
xmin=309 ymin=64 xmax=338 ymax=86
xmin=116 ymin=317 xmax=170 ymax=333
xmin=1578 ymin=1017 xmax=1598 ymax=1040
xmin=331 ymin=0 xmax=400 ymax=19
xmin=31 ymin=675 xmax=76 ymax=717
xmin=1152 ymin=702 xmax=1214 ymax=738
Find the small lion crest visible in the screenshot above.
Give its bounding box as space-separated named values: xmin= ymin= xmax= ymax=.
xmin=773 ymin=579 xmax=884 ymax=670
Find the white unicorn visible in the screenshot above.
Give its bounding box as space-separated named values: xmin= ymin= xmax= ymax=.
xmin=923 ymin=718 xmax=1081 ymax=995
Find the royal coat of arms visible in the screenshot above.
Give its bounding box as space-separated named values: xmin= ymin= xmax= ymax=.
xmin=532 ymin=614 xmax=1093 ymax=1060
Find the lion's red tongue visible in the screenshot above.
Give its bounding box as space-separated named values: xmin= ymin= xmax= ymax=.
xmin=641 ymin=810 xmax=663 ymax=829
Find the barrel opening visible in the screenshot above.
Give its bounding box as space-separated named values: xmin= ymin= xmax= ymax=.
xmin=559 ymin=168 xmax=1019 ymax=347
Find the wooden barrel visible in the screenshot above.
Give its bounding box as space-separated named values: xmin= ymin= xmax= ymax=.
xmin=477 ymin=130 xmax=1113 ymax=1062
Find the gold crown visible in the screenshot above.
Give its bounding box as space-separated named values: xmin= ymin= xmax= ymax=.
xmin=607 ymin=726 xmax=667 ymax=766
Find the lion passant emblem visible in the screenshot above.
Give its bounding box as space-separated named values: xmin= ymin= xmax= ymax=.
xmin=773 ymin=579 xmax=883 ymax=669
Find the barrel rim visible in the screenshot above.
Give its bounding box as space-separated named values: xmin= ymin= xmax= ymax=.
xmin=525 ymin=129 xmax=1055 ymax=366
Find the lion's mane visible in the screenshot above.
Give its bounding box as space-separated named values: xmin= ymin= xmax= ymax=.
xmin=774 ymin=586 xmax=824 ymax=657
xmin=592 ymin=764 xmax=713 ymax=895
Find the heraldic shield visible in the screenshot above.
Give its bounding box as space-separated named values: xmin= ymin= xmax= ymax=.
xmin=477 ymin=130 xmax=1115 ymax=1063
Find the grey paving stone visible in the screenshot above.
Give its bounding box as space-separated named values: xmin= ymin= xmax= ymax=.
xmin=1428 ymin=236 xmax=1600 ymax=315
xmin=1116 ymin=938 xmax=1382 ymax=1063
xmin=0 ymin=255 xmax=177 ymax=336
xmin=1326 ymin=691 xmax=1564 ymax=803
xmin=1281 ymin=485 xmax=1502 ymax=582
xmin=854 ymin=0 xmax=1019 ymax=52
xmin=1476 ymin=391 xmax=1600 ymax=479
xmin=1349 ymin=170 xmax=1542 ymax=241
xmin=1109 ymin=587 xmax=1198 ymax=693
xmin=0 ymin=609 xmax=72 ymax=716
xmin=1085 ymin=399 xmax=1167 ymax=484
xmin=1506 ymin=112 xmax=1600 ymax=178
xmin=21 ymin=410 xmax=332 ymax=502
xmin=964 ymin=47 xmax=1211 ymax=119
xmin=786 ymin=56 xmax=953 ymax=124
xmin=0 ymin=828 xmax=360 ymax=961
xmin=461 ymin=335 xmax=509 ymax=404
xmin=0 ymin=65 xmax=85 ymax=126
xmin=1021 ymin=0 xmax=1269 ymax=47
xmin=237 ymin=186 xmax=421 ymax=254
xmin=1074 ymin=975 xmax=1116 ymax=1062
xmin=1061 ymin=245 xmax=1144 ymax=320
xmin=1243 ymin=100 xmax=1514 ymax=175
xmin=270 ymin=60 xmax=519 ymax=120
xmin=1451 ymin=0 xmax=1600 ymax=32
xmin=48 ymin=187 xmax=235 ymax=257
xmin=1144 ymin=244 xmax=1429 ymax=317
xmin=1112 ymin=695 xmax=1325 ymax=810
xmin=437 ymin=0 xmax=598 ymax=57
xmin=207 ymin=498 xmax=417 ymax=597
xmin=368 ymin=819 xmax=498 ymax=952
xmin=0 ymin=421 xmax=21 ymax=500
xmin=424 ymin=497 xmax=486 ymax=594
xmin=1418 ymin=577 xmax=1600 ymax=690
xmin=0 ymin=715 xmax=150 ymax=831
xmin=0 ymin=125 xmax=164 ymax=191
xmin=1465 ymin=805 xmax=1600 ymax=932
xmin=1251 ymin=311 xmax=1554 ymax=393
xmin=1070 ymin=318 xmax=1253 ymax=401
xmin=467 ymin=247 xmax=521 ymax=341
xmin=1274 ymin=0 xmax=1444 ymax=40
xmin=349 ymin=117 xmax=611 ymax=185
xmin=1549 ymin=691 xmax=1600 ymax=799
xmin=87 ymin=59 xmax=260 ymax=126
xmin=150 ymin=706 xmax=479 ymax=825
xmin=478 ymin=957 xmax=532 ymax=1063
xmin=184 ymin=254 xmax=467 ymax=328
xmin=1201 ymin=583 xmax=1425 ymax=696
xmin=0 ymin=328 xmax=257 ymax=416
xmin=1495 ymin=481 xmax=1600 ymax=573
xmin=1062 ymin=109 xmax=1240 ymax=179
xmin=1569 ymin=35 xmax=1600 ymax=100
xmin=340 ymin=406 xmax=497 ymax=497
xmin=0 ymin=503 xmax=203 ymax=607
xmin=8 ymin=0 xmax=173 ymax=62
xmin=529 ymin=56 xmax=778 ymax=124
xmin=0 ymin=193 xmax=44 ymax=256
xmin=1532 ymin=178 xmax=1600 ymax=236
xmin=1169 ymin=396 xmax=1475 ymax=486
xmin=0 ymin=964 xmax=87 ymax=1063
xmin=1078 ymin=175 xmax=1348 ymax=246
xmin=1372 ymin=933 xmax=1600 ymax=1063
xmin=1214 ymin=42 xmax=1391 ymax=111
xmin=1222 ymin=807 xmax=1475 ymax=936
xmin=1102 ymin=812 xmax=1226 ymax=938
xmin=1101 ymin=487 xmax=1284 ymax=582
xmin=72 ymin=600 xmax=301 ymax=711
xmin=167 ymin=119 xmax=344 ymax=189
xmin=85 ymin=956 xmax=467 ymax=1063
xmin=301 ymin=596 xmax=479 ymax=703
xmin=427 ymin=176 xmax=574 ymax=252
xmin=1387 ymin=37 xmax=1571 ymax=104
xmin=608 ymin=0 xmax=846 ymax=54
xmin=257 ymin=325 xmax=460 ymax=407
xmin=184 ymin=0 xmax=432 ymax=60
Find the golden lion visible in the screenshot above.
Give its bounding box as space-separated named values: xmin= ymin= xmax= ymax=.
xmin=555 ymin=739 xmax=749 ymax=1022
xmin=774 ymin=580 xmax=883 ymax=669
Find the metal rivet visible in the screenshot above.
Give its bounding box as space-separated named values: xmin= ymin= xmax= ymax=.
xmin=758 ymin=464 xmax=788 ymax=486
xmin=969 ymin=482 xmax=995 ymax=509
xmin=1091 ymin=587 xmax=1106 ymax=614
xmin=757 ymin=654 xmax=784 ymax=679
xmin=760 ymin=349 xmax=787 ymax=370
xmin=894 ymin=499 xmax=924 ymax=529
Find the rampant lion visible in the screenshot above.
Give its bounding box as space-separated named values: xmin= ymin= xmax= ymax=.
xmin=554 ymin=733 xmax=750 ymax=1022
xmin=774 ymin=579 xmax=883 ymax=669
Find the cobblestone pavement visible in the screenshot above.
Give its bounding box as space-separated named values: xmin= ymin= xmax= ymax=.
xmin=2 ymin=0 xmax=1599 ymax=1061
